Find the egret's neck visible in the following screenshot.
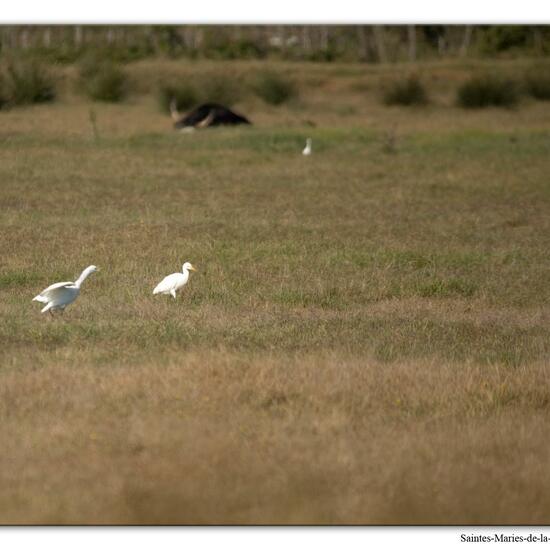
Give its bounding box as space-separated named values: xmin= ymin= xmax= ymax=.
xmin=75 ymin=267 xmax=93 ymax=288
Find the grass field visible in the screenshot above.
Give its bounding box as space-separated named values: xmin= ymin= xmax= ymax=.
xmin=1 ymin=58 xmax=550 ymax=524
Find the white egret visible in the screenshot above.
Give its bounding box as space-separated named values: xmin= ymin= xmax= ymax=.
xmin=153 ymin=262 xmax=197 ymax=299
xmin=33 ymin=265 xmax=99 ymax=315
xmin=302 ymin=138 xmax=312 ymax=156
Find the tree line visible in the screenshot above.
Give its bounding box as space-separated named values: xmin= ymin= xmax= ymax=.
xmin=0 ymin=26 xmax=548 ymax=63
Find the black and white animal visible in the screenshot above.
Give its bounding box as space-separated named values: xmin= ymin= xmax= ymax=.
xmin=170 ymin=100 xmax=251 ymax=130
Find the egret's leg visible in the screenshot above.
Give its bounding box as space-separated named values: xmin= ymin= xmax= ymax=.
xmin=170 ymin=289 xmax=177 ymax=299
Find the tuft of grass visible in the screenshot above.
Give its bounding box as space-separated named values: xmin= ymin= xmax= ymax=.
xmin=77 ymin=57 xmax=128 ymax=102
xmin=252 ymin=70 xmax=297 ymax=106
xmin=382 ymin=75 xmax=428 ymax=107
xmin=417 ymin=278 xmax=477 ymax=298
xmin=1 ymin=60 xmax=56 ymax=107
xmin=456 ymin=74 xmax=520 ymax=108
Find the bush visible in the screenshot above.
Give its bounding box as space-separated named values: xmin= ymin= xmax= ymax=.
xmin=2 ymin=60 xmax=56 ymax=107
xmin=30 ymin=44 xmax=85 ymax=65
xmin=0 ymin=74 xmax=8 ymax=109
xmin=157 ymin=73 xmax=243 ymax=113
xmin=307 ymin=48 xmax=338 ymax=62
xmin=457 ymin=74 xmax=519 ymax=108
xmin=524 ymin=67 xmax=550 ymax=100
xmin=252 ymin=71 xmax=297 ymax=105
xmin=382 ymin=75 xmax=428 ymax=106
xmin=157 ymin=82 xmax=198 ymax=113
xmin=199 ymin=73 xmax=243 ymax=106
xmin=479 ymin=26 xmax=530 ymax=54
xmin=78 ymin=57 xmax=127 ymax=102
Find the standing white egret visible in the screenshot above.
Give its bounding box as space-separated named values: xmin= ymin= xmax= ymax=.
xmin=153 ymin=262 xmax=197 ymax=299
xmin=302 ymin=138 xmax=312 ymax=156
xmin=33 ymin=265 xmax=99 ymax=315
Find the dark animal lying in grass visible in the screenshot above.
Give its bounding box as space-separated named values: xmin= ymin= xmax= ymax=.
xmin=170 ymin=100 xmax=251 ymax=130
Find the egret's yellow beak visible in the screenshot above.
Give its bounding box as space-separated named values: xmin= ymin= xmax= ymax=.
xmin=189 ymin=265 xmax=197 ymax=272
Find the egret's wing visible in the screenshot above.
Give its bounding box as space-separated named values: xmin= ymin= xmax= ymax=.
xmin=153 ymin=273 xmax=181 ymax=294
xmin=33 ymin=281 xmax=75 ymax=301
xmin=37 ymin=286 xmax=78 ymax=312
xmin=40 ymin=281 xmax=75 ymax=293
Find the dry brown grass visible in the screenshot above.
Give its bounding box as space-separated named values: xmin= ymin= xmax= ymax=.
xmin=1 ymin=58 xmax=550 ymax=524
xmin=2 ymin=353 xmax=550 ymax=524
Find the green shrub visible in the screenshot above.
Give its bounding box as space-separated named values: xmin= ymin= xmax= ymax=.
xmin=457 ymin=74 xmax=519 ymax=108
xmin=307 ymin=48 xmax=338 ymax=62
xmin=382 ymin=75 xmax=428 ymax=106
xmin=157 ymin=82 xmax=198 ymax=113
xmin=252 ymin=71 xmax=297 ymax=105
xmin=157 ymin=73 xmax=243 ymax=112
xmin=479 ymin=26 xmax=530 ymax=54
xmin=524 ymin=67 xmax=550 ymax=100
xmin=199 ymin=73 xmax=243 ymax=106
xmin=0 ymin=74 xmax=8 ymax=109
xmin=78 ymin=57 xmax=127 ymax=102
xmin=2 ymin=60 xmax=56 ymax=107
xmin=29 ymin=44 xmax=85 ymax=65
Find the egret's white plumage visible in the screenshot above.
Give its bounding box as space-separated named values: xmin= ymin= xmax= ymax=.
xmin=153 ymin=262 xmax=197 ymax=299
xmin=33 ymin=265 xmax=98 ymax=315
xmin=302 ymin=138 xmax=312 ymax=156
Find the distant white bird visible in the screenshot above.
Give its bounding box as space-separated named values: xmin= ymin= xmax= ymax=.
xmin=33 ymin=265 xmax=99 ymax=315
xmin=153 ymin=262 xmax=197 ymax=299
xmin=302 ymin=138 xmax=312 ymax=156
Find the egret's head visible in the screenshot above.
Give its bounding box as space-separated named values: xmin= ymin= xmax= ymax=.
xmin=76 ymin=265 xmax=99 ymax=287
xmin=183 ymin=262 xmax=197 ymax=272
